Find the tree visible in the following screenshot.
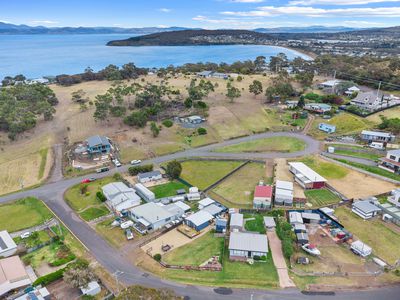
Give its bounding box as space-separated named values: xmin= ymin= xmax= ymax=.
xmin=123 ymin=111 xmax=148 ymax=127
xmin=295 ymin=72 xmax=314 ymax=87
xmin=254 ymin=55 xmax=266 ymax=72
xmin=150 ymin=122 xmax=160 ymax=137
xmin=249 ymin=80 xmax=263 ymax=98
xmin=63 ymin=259 xmax=97 ymax=289
xmin=197 ymin=127 xmax=207 ymax=135
xmin=71 ymin=89 xmax=88 ymax=103
xmin=226 ymin=83 xmax=241 ymax=103
xmin=165 ymin=160 xmax=182 ymax=179
xmin=298 ymin=95 xmax=305 ymax=108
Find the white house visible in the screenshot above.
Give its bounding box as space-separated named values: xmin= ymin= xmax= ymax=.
xmin=137 ymin=170 xmax=162 ymax=184
xmin=0 ymin=231 xmax=17 ymax=258
xmin=345 ymin=86 xmax=360 ymax=96
xmin=101 ymin=182 xmax=141 ymax=213
xmin=274 ymin=180 xmax=294 ymax=206
xmin=288 ymin=162 xmax=327 ymax=189
xmin=360 ymin=130 xmax=395 ymax=143
xmin=379 ymin=149 xmax=400 ymax=174
xmin=134 ymin=183 xmax=156 ymax=202
xmin=229 ymin=232 xmax=268 ymax=260
xmin=352 ymin=200 xmax=381 ymax=220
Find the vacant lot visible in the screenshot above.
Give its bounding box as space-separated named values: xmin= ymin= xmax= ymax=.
xmin=366 ymin=106 xmax=400 ymax=123
xmin=335 ymin=207 xmax=400 ymax=265
xmin=79 ymin=206 xmax=110 ymax=221
xmin=215 ymin=136 xmax=306 ymax=153
xmin=95 ymin=217 xmax=129 ymax=249
xmin=212 ymin=163 xmax=267 ymax=208
xmin=163 ymin=231 xmax=223 ymax=266
xmin=304 ymin=189 xmax=342 ymax=207
xmin=0 ymin=197 xmax=53 ymax=232
xmin=149 ymin=181 xmax=189 ymax=198
xmin=300 ymin=156 xmax=349 ymax=179
xmin=180 ymin=160 xmax=243 ymax=190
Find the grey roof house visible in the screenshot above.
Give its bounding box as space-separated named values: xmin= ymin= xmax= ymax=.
xmin=102 ymin=182 xmax=141 ymax=213
xmin=352 ymin=200 xmax=381 ymax=220
xmin=229 ymin=232 xmax=268 ymax=261
xmin=137 ymin=170 xmax=162 ymax=184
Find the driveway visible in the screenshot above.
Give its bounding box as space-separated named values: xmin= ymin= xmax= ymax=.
xmin=267 ymin=230 xmax=296 ymax=289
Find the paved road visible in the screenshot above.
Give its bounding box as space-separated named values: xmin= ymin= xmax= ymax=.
xmin=322 ymin=152 xmax=377 ymax=166
xmin=1 ymin=132 xmax=400 ymax=299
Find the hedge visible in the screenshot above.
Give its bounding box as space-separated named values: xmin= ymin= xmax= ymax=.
xmin=128 ymin=164 xmax=153 ymax=176
xmin=33 ymin=268 xmax=65 ymax=286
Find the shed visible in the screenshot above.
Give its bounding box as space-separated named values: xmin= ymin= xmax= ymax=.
xmin=202 ymin=203 xmax=225 ymax=217
xmin=230 ymin=213 xmax=244 ymax=231
xmin=173 ymin=201 xmax=191 ymax=213
xmin=215 ymin=218 xmax=228 ymax=233
xmin=134 ymin=183 xmax=156 ymax=202
xmin=296 ymin=232 xmax=309 ymax=244
xmin=351 ymin=240 xmax=372 ymax=257
xmin=319 ymin=207 xmax=334 ymax=216
xmin=319 ymin=123 xmax=336 ymax=134
xmin=80 ymin=281 xmax=101 ymax=296
xmin=293 ymin=223 xmax=307 ymax=233
xmin=198 ymin=198 xmax=215 ymax=209
xmin=263 ymin=216 xmax=276 ymax=229
xmin=289 ymin=162 xmax=327 ymax=189
xmin=184 ymin=210 xmax=214 ymax=231
xmin=352 ymin=201 xmax=381 ymax=220
xmin=289 ymin=211 xmax=303 ymax=224
xmin=301 ymin=212 xmax=321 ymax=223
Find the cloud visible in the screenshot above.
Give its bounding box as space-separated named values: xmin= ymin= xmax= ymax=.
xmin=343 ymin=20 xmax=386 ymax=27
xmin=222 ymin=6 xmax=400 ymax=17
xmin=30 ymin=20 xmax=59 ymax=24
xmin=289 ymin=0 xmax=400 ymax=5
xmin=159 ymin=8 xmax=172 ymax=13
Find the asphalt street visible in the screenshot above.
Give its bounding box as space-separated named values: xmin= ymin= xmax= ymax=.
xmin=1 ymin=131 xmax=399 ymax=299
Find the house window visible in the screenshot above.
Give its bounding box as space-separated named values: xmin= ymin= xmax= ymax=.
xmin=390 ymin=155 xmax=396 ymax=161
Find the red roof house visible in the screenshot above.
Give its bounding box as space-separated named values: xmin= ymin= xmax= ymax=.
xmin=253 ymin=185 xmax=272 ymax=209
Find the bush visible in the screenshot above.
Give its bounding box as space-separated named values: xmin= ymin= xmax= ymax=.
xmin=282 ymin=238 xmax=294 ymax=259
xmin=197 ymin=127 xmax=207 ymax=135
xmin=33 ymin=268 xmax=65 ymax=286
xmin=80 ymin=184 xmax=88 ymax=195
xmin=96 ymin=191 xmax=107 ymax=202
xmin=162 ymin=119 xmax=173 ymax=128
xmin=253 ymin=255 xmax=261 ymax=261
xmin=153 ymin=253 xmax=161 ymax=262
xmin=184 ymin=98 xmax=193 ymax=108
xmin=113 ymin=172 xmax=123 ymax=181
xmin=304 ymin=92 xmax=322 ymax=102
xmin=49 ymin=253 xmax=76 ymax=267
xmin=165 ymin=160 xmax=182 ymax=179
xmin=128 ymin=164 xmax=153 ymax=176
xmin=195 ymin=101 xmax=207 ymax=109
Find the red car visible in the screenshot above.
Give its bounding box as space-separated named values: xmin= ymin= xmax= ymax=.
xmin=81 ymin=178 xmax=91 ymax=184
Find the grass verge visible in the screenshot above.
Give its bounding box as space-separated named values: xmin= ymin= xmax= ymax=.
xmin=149 ymin=181 xmax=189 ymax=198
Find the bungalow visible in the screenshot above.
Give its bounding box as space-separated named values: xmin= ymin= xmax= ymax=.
xmin=263 ymin=216 xmax=276 ymax=230
xmin=198 ymin=197 xmax=215 ymax=209
xmin=288 ymin=162 xmax=327 ymax=189
xmin=137 ymin=170 xmax=162 ymax=184
xmin=304 ymin=103 xmax=332 ymax=114
xmin=352 ymin=200 xmax=381 ymax=220
xmin=350 ymin=91 xmax=385 ymax=111
xmin=360 ymin=130 xmax=395 ymax=143
xmin=228 ymin=232 xmax=268 ymax=261
xmin=86 ymin=135 xmax=111 ymax=154
xmin=134 ymin=183 xmax=156 ymax=202
xmin=379 ymin=149 xmax=400 ymax=174
xmin=102 ymin=182 xmax=141 ymax=213
xmin=274 ymin=180 xmax=293 ymax=206
xmin=197 ymin=71 xmax=213 ymax=78
xmin=253 ymin=185 xmax=273 ymax=209
xmin=184 ymin=210 xmax=214 ymax=231
xmin=229 ymin=213 xmax=244 ymax=232
xmin=318 ymin=79 xmax=342 ymax=90
xmin=0 ymin=256 xmax=32 ymax=297
xmin=0 ymin=231 xmax=17 ymax=258
xmin=318 ymin=123 xmax=336 ymax=134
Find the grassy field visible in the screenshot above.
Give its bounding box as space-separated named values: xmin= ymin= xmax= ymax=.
xmin=333 ymin=158 xmax=400 ymax=181
xmin=212 ymin=163 xmax=267 ymax=208
xmin=95 ymin=217 xmax=129 ymax=249
xmin=304 ymin=189 xmax=342 ymax=207
xmin=0 ymin=197 xmax=53 ymax=232
xmin=163 ymin=232 xmax=224 ymax=266
xmin=149 ymin=181 xmax=189 ymax=198
xmin=180 ymin=160 xmax=243 ymax=190
xmin=244 ymin=214 xmax=266 ymax=234
xmin=300 ymin=156 xmax=349 ymax=179
xmin=335 ymin=207 xmax=400 ymax=265
xmin=332 ymin=149 xmax=382 ymax=161
xmin=79 ymin=205 xmax=110 ymax=221
xmin=64 ymin=177 xmax=114 ymax=212
xmin=214 ymin=136 xmax=306 ymax=153
xmin=366 ymin=106 xmax=400 ymax=123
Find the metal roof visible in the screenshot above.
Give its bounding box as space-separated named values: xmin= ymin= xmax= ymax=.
xmin=173 ymin=201 xmax=191 ymax=212
xmin=198 ymin=197 xmax=215 ymax=207
xmin=276 ymin=180 xmax=293 ymax=191
xmin=229 ymin=232 xmax=268 ymax=253
xmin=387 ymin=149 xmax=400 ymax=156
xmin=0 ymin=231 xmax=16 ymax=252
xmin=230 ymin=213 xmax=243 ymax=228
xmin=137 ymin=170 xmax=162 ymax=179
xmin=275 ymin=188 xmax=293 ymax=197
xmin=185 ymin=210 xmax=214 ymax=226
xmin=289 ymin=211 xmax=303 ymax=224
xmin=353 ymin=201 xmax=381 ymax=214
xmin=102 ymin=182 xmax=140 ymax=209
xmin=254 ymin=185 xmax=273 ymax=198
xmin=202 ymin=204 xmax=224 ymax=216
xmin=301 ymin=212 xmax=321 ymax=221
xmin=289 ymin=162 xmax=327 ymax=183
xmin=130 ymin=202 xmax=174 ymax=224
xmin=86 ymin=135 xmax=110 ymax=148
xmin=361 ymin=130 xmax=392 ymax=138
xmin=263 ymin=216 xmax=276 ymax=227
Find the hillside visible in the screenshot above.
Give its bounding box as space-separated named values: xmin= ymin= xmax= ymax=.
xmin=106 ymin=29 xmax=279 ymax=46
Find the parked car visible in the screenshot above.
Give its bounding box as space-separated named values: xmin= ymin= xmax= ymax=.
xmin=125 ymin=229 xmax=134 ymax=240
xmin=96 ymin=166 xmax=109 ymax=173
xmin=113 ymin=159 xmax=122 ymax=167
xmin=120 ymin=220 xmax=133 ymax=229
xmin=89 ymin=177 xmax=96 ymax=182
xmin=20 ymin=232 xmax=31 ymax=239
xmin=81 ymin=178 xmax=91 ymax=184
xmin=130 ymin=159 xmax=142 ymax=165
xmin=369 ymin=142 xmax=385 ymax=150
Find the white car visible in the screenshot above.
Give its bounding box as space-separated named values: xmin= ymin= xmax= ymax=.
xmin=113 ymin=159 xmax=122 ymax=167
xmin=130 ymin=159 xmax=142 ymax=165
xmin=20 ymin=232 xmax=31 ymax=239
xmin=125 ymin=229 xmax=134 ymax=240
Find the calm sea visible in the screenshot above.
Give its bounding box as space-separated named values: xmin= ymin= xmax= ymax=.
xmin=0 ymin=34 xmax=311 ymax=79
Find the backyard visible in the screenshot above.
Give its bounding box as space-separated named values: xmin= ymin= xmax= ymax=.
xmin=243 ymin=214 xmax=266 ymax=234
xmin=335 ymin=207 xmax=400 ymax=265
xmin=211 ymin=162 xmax=268 ymax=208
xmin=149 ymin=181 xmax=189 ymax=198
xmin=304 ymin=189 xmax=342 ymax=207
xmin=180 ymin=160 xmax=243 ymax=190
xmin=214 ymin=136 xmax=306 ymax=153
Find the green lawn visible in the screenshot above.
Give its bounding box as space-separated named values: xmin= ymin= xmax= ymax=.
xmin=79 ymin=205 xmax=110 ymax=221
xmin=163 ymin=247 xmax=278 ymax=289
xmin=304 ymin=189 xmax=342 ymax=207
xmin=163 ymin=232 xmax=224 ymax=266
xmin=0 ymin=197 xmax=53 ymax=232
xmin=335 ymin=207 xmax=400 ymax=264
xmin=95 ymin=217 xmax=129 ymax=249
xmin=300 ymin=156 xmax=349 ymax=179
xmin=64 ymin=177 xmax=114 ymax=212
xmin=149 ymin=181 xmax=189 ymax=198
xmin=244 ymin=214 xmax=266 ymax=234
xmin=212 ymin=163 xmax=268 ymax=208
xmin=13 ymin=230 xmax=51 ymax=248
xmin=180 ymin=160 xmax=243 ymax=190
xmin=215 ymin=136 xmax=306 ymax=153
xmin=333 ymin=158 xmax=400 ymax=182
xmin=332 ymin=149 xmax=381 ymax=161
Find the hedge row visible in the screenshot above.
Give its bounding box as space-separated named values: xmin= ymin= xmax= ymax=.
xmin=33 ymin=268 xmax=65 ymax=286
xmin=128 ymin=164 xmax=153 ymax=176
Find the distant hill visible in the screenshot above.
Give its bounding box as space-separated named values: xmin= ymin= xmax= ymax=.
xmin=107 ymin=29 xmax=279 ymax=46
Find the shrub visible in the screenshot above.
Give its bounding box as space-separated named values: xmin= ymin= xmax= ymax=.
xmin=150 ymin=122 xmax=160 ymax=137
xmin=197 ymin=127 xmax=207 ymax=135
xmin=85 ymin=192 xmax=90 ymax=196
xmin=49 ymin=253 xmax=76 ymax=267
xmin=253 ymin=255 xmax=261 ymax=261
xmin=33 ymin=268 xmax=65 ymax=286
xmin=282 ymin=238 xmax=294 ymax=259
xmin=113 ymin=172 xmax=123 ymax=181
xmin=153 ymin=253 xmax=161 ymax=262
xmin=80 ymin=184 xmax=88 ymax=195
xmin=195 ymin=101 xmax=207 ymax=109
xmin=162 ymin=119 xmax=173 ymax=128
xmin=128 ymin=164 xmax=153 ymax=176
xmin=184 ymin=98 xmax=193 ymax=108
xmin=96 ymin=191 xmax=107 ymax=202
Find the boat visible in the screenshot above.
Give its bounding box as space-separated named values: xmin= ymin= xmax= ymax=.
xmin=301 ymin=243 xmax=321 ymax=256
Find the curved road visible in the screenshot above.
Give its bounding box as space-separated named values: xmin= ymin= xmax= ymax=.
xmin=1 ymin=132 xmax=399 ymax=299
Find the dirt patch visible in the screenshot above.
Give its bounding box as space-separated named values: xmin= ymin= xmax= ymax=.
xmin=47 ymin=279 xmax=81 ymax=300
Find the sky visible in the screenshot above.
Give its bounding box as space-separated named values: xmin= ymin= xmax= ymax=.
xmin=1 ymin=0 xmax=400 ymax=29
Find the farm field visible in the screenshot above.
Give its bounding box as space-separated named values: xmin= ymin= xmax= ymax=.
xmin=335 ymin=207 xmax=400 ymax=265
xmin=0 ymin=197 xmax=53 ymax=232
xmin=163 ymin=231 xmax=223 ymax=266
xmin=304 ymin=189 xmax=342 ymax=207
xmin=300 ymin=156 xmax=349 ymax=180
xmin=149 ymin=181 xmax=189 ymax=198
xmin=214 ymin=136 xmax=306 ymax=153
xmin=211 ymin=163 xmax=267 ymax=208
xmin=180 ymin=160 xmax=243 ymax=190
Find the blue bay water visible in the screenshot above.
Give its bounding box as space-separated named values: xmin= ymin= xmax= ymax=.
xmin=0 ymin=34 xmax=311 ymax=79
